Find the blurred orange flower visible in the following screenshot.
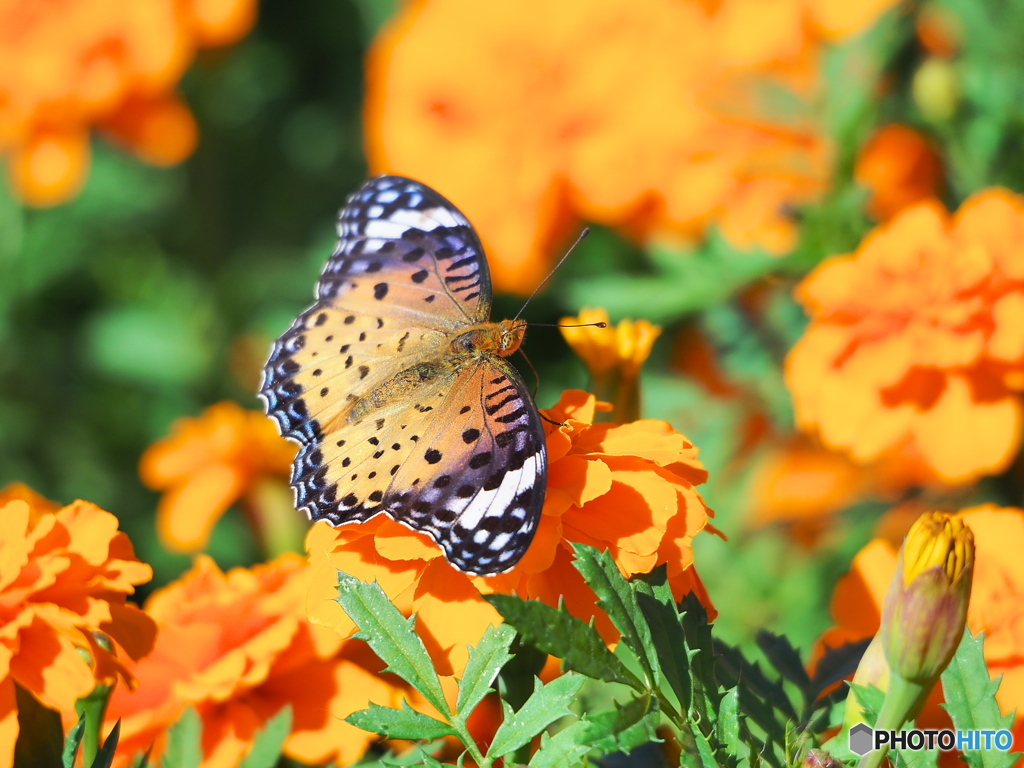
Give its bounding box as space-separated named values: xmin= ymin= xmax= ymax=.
xmin=141 ymin=402 xmax=296 ymax=553
xmin=106 ymin=554 xmax=407 ymax=768
xmin=855 ymin=124 xmax=944 ymax=221
xmin=365 ymin=0 xmax=898 ymax=293
xmin=748 ymin=438 xmax=940 ymax=545
xmin=786 ymin=189 xmax=1024 ymax=484
xmin=306 ymin=389 xmax=717 ymax=677
xmin=817 ymin=505 xmax=1024 ymax=754
xmin=561 ymin=307 xmax=661 ymax=423
xmin=0 ymin=0 xmax=257 ymax=206
xmin=0 ymin=487 xmax=155 ymax=768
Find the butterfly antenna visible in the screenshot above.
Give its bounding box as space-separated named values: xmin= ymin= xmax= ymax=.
xmin=512 ymin=227 xmax=591 ymax=323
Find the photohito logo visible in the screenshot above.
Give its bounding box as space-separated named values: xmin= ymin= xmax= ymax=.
xmin=849 ymin=724 xmax=1014 ymax=756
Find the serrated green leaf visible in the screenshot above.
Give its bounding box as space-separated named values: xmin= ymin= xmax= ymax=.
xmin=847 ymin=682 xmax=884 ymax=727
xmin=756 ymin=631 xmax=811 ymax=693
xmin=335 ymin=570 xmax=450 ymax=718
xmin=717 ymin=688 xmax=742 ymax=757
xmin=347 ymin=701 xmax=458 ymax=741
xmin=63 ymin=713 xmax=86 ymax=768
xmin=486 ymin=594 xmax=640 ymax=687
xmin=572 ymin=544 xmax=659 ymax=688
xmin=636 ymin=586 xmax=692 ymax=714
xmin=238 ymin=706 xmax=292 ymax=768
xmin=456 ymin=623 xmax=516 ymax=718
xmin=487 ymin=674 xmax=585 ymax=759
xmin=162 ymin=708 xmax=202 ymax=768
xmin=582 ymin=695 xmax=661 ymax=756
xmin=529 ymin=721 xmax=592 ymax=768
xmin=941 ymin=631 xmax=1021 ymax=768
xmin=690 ymin=725 xmax=721 ymax=768
xmin=89 ymin=720 xmax=120 ymax=768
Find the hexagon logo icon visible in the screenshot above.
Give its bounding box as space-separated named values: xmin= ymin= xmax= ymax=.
xmin=849 ymin=723 xmax=874 ymax=756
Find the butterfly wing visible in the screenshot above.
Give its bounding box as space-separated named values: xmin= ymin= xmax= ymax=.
xmin=261 ymin=176 xmax=545 ymax=574
xmin=380 ymin=356 xmax=546 ymax=574
xmin=261 ymin=174 xmax=494 ymax=448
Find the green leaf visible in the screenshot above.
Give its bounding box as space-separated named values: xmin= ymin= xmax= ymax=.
xmin=716 ymin=688 xmax=742 ymax=757
xmin=335 ymin=570 xmax=450 ymax=718
xmin=485 ymin=594 xmax=640 ymax=687
xmin=635 ymin=582 xmax=692 ymax=714
xmin=14 ymin=683 xmax=65 ymax=768
xmin=162 ymin=708 xmax=202 ymax=768
xmin=487 ymin=674 xmax=585 ymax=759
xmin=529 ymin=721 xmax=592 ymax=768
xmin=456 ymin=623 xmax=516 ymax=718
xmin=89 ymin=720 xmax=121 ymax=768
xmin=895 ymin=741 xmax=940 ymax=768
xmin=63 ymin=713 xmax=86 ymax=768
xmin=572 ymin=544 xmax=659 ymax=687
xmin=941 ymin=631 xmax=1021 ymax=768
xmin=347 ymin=701 xmax=458 ymax=741
xmin=582 ymin=695 xmax=661 ymax=756
xmin=238 ymin=706 xmax=292 ymax=768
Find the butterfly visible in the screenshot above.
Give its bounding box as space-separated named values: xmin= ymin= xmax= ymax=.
xmin=260 ymin=175 xmax=547 ymax=575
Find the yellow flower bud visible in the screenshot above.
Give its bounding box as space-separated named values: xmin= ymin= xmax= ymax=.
xmin=560 ymin=307 xmax=661 ymax=424
xmin=880 ymin=512 xmax=974 ymax=685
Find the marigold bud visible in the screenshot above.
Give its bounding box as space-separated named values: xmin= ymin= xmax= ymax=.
xmin=880 ymin=512 xmax=974 ymax=685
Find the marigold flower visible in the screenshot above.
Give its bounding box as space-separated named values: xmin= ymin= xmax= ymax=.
xmin=365 ymin=0 xmax=898 ymax=293
xmin=140 ymin=402 xmax=297 ymax=553
xmin=786 ymin=189 xmax=1024 ymax=484
xmin=855 ymin=124 xmax=944 ymax=221
xmin=306 ymin=389 xmax=716 ymax=677
xmin=748 ymin=439 xmax=940 ymax=544
xmin=817 ymin=505 xmax=1024 ymax=755
xmin=105 ymin=554 xmax=406 ymax=768
xmin=0 ymin=0 xmax=256 ymax=206
xmin=0 ymin=489 xmax=155 ymax=768
xmin=561 ymin=308 xmax=661 ymax=424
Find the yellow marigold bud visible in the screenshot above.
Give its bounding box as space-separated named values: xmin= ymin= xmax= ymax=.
xmin=881 ymin=512 xmax=974 ymax=685
xmin=561 ymin=307 xmax=661 ymax=423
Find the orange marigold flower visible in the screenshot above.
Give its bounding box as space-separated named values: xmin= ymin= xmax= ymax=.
xmin=786 ymin=189 xmax=1024 ymax=484
xmin=0 ymin=0 xmax=256 ymax=206
xmin=855 ymin=124 xmax=944 ymax=221
xmin=106 ymin=554 xmax=407 ymax=768
xmin=816 ymin=505 xmax=1024 ymax=756
xmin=748 ymin=438 xmax=941 ymax=545
xmin=0 ymin=488 xmax=155 ymax=768
xmin=306 ymin=389 xmax=717 ymax=677
xmin=141 ymin=402 xmax=297 ymax=553
xmin=365 ymin=0 xmax=898 ymax=293
xmin=561 ymin=307 xmax=661 ymax=424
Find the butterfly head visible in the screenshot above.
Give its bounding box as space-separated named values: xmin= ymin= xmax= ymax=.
xmin=497 ymin=319 xmax=528 ymax=357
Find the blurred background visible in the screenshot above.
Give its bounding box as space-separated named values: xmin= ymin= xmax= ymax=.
xmin=3 ymin=0 xmax=1024 ymax=658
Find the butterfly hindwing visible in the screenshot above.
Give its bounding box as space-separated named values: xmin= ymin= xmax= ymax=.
xmin=261 ymin=175 xmax=546 ymax=576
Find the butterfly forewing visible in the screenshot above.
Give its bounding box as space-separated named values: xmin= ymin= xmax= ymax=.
xmin=260 ymin=175 xmax=546 ymax=575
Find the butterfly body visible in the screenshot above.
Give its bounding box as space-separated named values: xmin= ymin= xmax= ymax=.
xmin=261 ymin=176 xmax=546 ymax=575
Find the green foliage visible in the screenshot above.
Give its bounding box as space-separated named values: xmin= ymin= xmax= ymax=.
xmin=163 ymin=708 xmax=203 ymax=768
xmin=335 ymin=545 xmax=865 ymax=767
xmin=941 ymin=631 xmax=1021 ymax=768
xmin=238 ymin=706 xmax=293 ymax=768
xmin=14 ymin=684 xmax=64 ymax=768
